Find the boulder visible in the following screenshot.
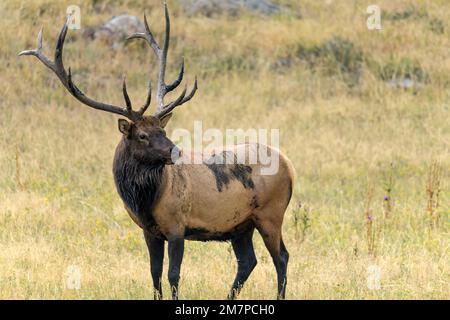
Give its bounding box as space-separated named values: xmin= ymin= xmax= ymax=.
xmin=180 ymin=0 xmax=291 ymax=17
xmin=83 ymin=15 xmax=144 ymax=49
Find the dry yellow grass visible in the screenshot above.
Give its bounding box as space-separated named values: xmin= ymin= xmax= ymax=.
xmin=0 ymin=0 xmax=449 ymax=299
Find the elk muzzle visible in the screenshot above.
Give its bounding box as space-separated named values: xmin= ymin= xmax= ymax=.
xmin=168 ymin=145 xmax=182 ymax=165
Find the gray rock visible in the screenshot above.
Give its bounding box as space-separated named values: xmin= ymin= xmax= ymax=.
xmin=180 ymin=0 xmax=291 ymax=17
xmin=387 ymin=77 xmax=424 ymax=90
xmin=244 ymin=0 xmax=286 ymax=15
xmin=83 ymin=15 xmax=144 ymax=49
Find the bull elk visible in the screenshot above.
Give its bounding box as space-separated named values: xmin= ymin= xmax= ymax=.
xmin=19 ymin=4 xmax=295 ymax=300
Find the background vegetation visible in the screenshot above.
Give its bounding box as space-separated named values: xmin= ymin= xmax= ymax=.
xmin=0 ymin=0 xmax=448 ymax=299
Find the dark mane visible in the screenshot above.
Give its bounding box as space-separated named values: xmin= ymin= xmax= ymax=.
xmin=113 ymin=140 xmax=165 ymax=231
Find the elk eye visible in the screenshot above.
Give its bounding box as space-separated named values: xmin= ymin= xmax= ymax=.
xmin=139 ymin=134 xmax=147 ymax=141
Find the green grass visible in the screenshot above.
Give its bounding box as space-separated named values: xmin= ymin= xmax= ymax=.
xmin=0 ymin=0 xmax=448 ymax=299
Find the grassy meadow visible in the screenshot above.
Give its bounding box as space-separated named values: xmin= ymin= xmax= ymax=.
xmin=0 ymin=0 xmax=449 ymax=299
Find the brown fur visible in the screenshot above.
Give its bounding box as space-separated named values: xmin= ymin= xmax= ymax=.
xmin=151 ymin=145 xmax=294 ymax=243
xmin=115 ymin=119 xmax=295 ymax=244
xmin=113 ymin=116 xmax=295 ymax=299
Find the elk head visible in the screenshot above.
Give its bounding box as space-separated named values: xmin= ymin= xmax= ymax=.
xmin=118 ymin=116 xmax=180 ymax=165
xmin=19 ymin=4 xmax=197 ymax=166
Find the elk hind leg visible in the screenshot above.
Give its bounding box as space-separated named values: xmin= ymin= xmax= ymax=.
xmin=255 ymin=219 xmax=289 ymax=300
xmin=227 ymin=227 xmax=257 ymax=300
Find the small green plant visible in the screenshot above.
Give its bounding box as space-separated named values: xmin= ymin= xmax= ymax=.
xmin=293 ymin=201 xmax=311 ymax=243
xmin=381 ymin=163 xmax=395 ymax=218
xmin=364 ymin=184 xmax=377 ymax=256
xmin=426 ymin=160 xmax=442 ymax=228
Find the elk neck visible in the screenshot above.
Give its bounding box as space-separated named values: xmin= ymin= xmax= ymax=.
xmin=112 ymin=139 xmax=165 ymax=228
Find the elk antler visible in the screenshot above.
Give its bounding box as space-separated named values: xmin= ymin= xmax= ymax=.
xmin=127 ymin=3 xmax=198 ymax=119
xmin=19 ymin=18 xmax=153 ymax=122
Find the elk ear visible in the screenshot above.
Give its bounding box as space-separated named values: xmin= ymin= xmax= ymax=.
xmin=159 ymin=113 xmax=173 ymax=128
xmin=118 ymin=119 xmax=132 ymax=137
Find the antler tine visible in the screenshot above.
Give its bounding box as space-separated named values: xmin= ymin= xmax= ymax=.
xmin=122 ymin=76 xmax=132 ymax=112
xmin=127 ymin=13 xmax=161 ymax=56
xmin=168 ymin=85 xmax=187 ymax=108
xmin=138 ymin=80 xmax=152 ymax=114
xmin=166 ymin=58 xmax=184 ymax=93
xmin=158 ymin=2 xmax=171 ymax=93
xmin=19 ymin=28 xmax=55 ymax=72
xmin=180 ymin=76 xmax=198 ymax=105
xmin=162 ymin=3 xmax=170 ymax=59
xmin=155 ymin=77 xmax=198 ymax=119
xmin=53 ymin=17 xmax=70 ymax=85
xmin=20 ymin=17 xmax=144 ymax=122
xmin=153 ymin=3 xmax=171 ymax=112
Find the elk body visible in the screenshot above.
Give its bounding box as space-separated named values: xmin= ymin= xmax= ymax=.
xmin=20 ymin=4 xmax=295 ymax=300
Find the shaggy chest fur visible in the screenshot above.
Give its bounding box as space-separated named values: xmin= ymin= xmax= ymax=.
xmin=113 ymin=142 xmax=165 ymax=236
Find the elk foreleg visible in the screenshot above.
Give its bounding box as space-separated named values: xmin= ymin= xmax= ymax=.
xmin=168 ymin=238 xmax=185 ymax=300
xmin=143 ymin=230 xmax=165 ymax=300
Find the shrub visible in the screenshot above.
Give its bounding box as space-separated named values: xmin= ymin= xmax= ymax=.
xmin=429 ymin=18 xmax=445 ymax=35
xmin=384 ymin=5 xmax=428 ymax=21
xmin=370 ymin=57 xmax=428 ymax=83
xmin=296 ymin=37 xmax=363 ymax=87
